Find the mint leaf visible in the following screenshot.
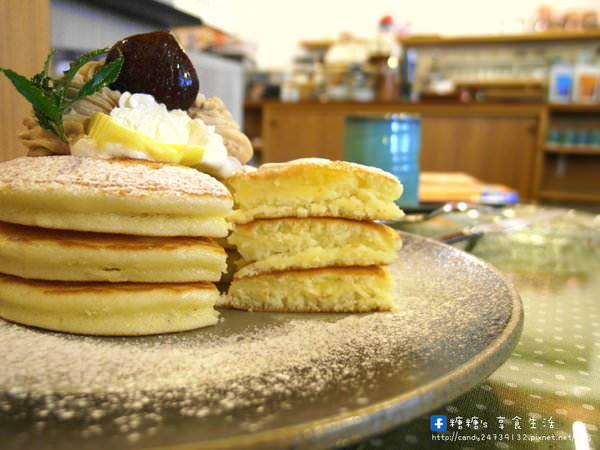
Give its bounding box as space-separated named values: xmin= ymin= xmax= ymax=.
xmin=0 ymin=68 xmax=62 ymax=123
xmin=1 ymin=47 xmax=123 ymax=143
xmin=69 ymin=53 xmax=123 ymax=105
xmin=34 ymin=108 xmax=64 ymax=139
xmin=31 ymin=51 xmax=54 ymax=92
xmin=58 ymin=47 xmax=109 ymax=96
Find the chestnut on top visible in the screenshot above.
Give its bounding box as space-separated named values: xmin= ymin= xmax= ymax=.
xmin=106 ymin=31 xmax=200 ymax=110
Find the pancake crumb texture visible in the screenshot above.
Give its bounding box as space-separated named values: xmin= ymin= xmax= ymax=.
xmin=227 ymin=158 xmax=403 ymax=224
xmin=225 ymin=158 xmax=403 ymax=313
xmin=229 ymin=218 xmax=401 ymax=277
xmin=225 ymin=266 xmax=395 ymax=313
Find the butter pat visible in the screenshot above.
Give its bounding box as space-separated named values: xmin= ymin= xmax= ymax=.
xmin=86 ymin=112 xmax=205 ymax=165
xmin=72 ymin=93 xmax=240 ymax=178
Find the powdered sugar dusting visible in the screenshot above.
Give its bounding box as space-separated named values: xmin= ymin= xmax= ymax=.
xmin=0 ymin=156 xmax=231 ymax=199
xmin=0 ymin=234 xmax=516 ymax=448
xmin=230 ymin=157 xmax=402 ymax=191
xmin=261 ymin=158 xmax=400 ymax=184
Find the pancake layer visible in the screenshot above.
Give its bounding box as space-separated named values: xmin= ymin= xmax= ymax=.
xmin=0 ymin=156 xmax=233 ymax=236
xmin=224 ymin=266 xmax=395 ymax=312
xmin=229 ymin=218 xmax=401 ymax=277
xmin=227 ymin=158 xmax=404 ymax=224
xmin=0 ymin=222 xmax=227 ymax=282
xmin=0 ymin=274 xmax=219 ymax=335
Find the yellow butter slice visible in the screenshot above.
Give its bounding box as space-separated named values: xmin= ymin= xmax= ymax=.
xmin=87 ymin=112 xmax=205 ymax=166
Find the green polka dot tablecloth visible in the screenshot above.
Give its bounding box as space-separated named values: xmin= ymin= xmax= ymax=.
xmin=346 ymin=206 xmax=600 ymax=450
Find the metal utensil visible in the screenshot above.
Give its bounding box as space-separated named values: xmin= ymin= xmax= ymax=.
xmin=386 ymin=202 xmax=498 ymax=224
xmin=435 ymin=209 xmax=568 ymax=244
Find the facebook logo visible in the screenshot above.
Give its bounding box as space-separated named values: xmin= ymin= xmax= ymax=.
xmin=430 ymin=415 xmax=447 ymax=431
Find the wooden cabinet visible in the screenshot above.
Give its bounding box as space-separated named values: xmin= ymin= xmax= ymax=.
xmin=260 ymin=102 xmax=542 ymax=200
xmin=420 ymin=114 xmax=539 ymax=199
xmin=263 ymin=104 xmax=345 ymax=162
xmin=534 ymin=105 xmax=600 ymax=203
xmin=0 ymin=0 xmax=50 ymax=162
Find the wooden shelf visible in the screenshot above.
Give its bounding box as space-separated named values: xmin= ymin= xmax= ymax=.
xmin=400 ymin=30 xmax=600 ymax=46
xmin=457 ymin=79 xmax=545 ymax=88
xmin=243 ymin=100 xmax=265 ymax=110
xmin=298 ymin=38 xmax=371 ymax=50
xmin=300 ymin=30 xmax=600 ymax=51
xmin=548 ymin=103 xmax=600 ymax=113
xmin=246 ymin=100 xmax=546 ymax=116
xmin=298 ymin=39 xmax=332 ymax=50
xmin=544 ymin=145 xmax=600 ymax=155
xmin=537 ymin=190 xmax=600 ymax=203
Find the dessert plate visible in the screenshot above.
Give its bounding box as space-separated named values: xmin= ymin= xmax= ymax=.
xmin=0 ymin=232 xmax=522 ymax=449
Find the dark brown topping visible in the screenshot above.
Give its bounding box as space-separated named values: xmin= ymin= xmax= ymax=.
xmin=106 ymin=31 xmax=199 ymax=110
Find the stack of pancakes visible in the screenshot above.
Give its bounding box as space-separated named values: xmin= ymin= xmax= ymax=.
xmin=0 ymin=156 xmax=232 ymax=335
xmin=224 ymin=158 xmax=404 ymax=312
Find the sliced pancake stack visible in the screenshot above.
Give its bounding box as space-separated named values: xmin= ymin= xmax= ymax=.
xmin=224 ymin=158 xmax=404 ymax=312
xmin=0 ymin=156 xmax=233 ymax=335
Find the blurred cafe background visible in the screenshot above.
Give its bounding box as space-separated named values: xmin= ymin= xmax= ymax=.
xmin=1 ymin=0 xmax=600 ymax=210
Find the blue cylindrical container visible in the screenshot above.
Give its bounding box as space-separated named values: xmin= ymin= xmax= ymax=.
xmin=343 ymin=114 xmax=421 ymax=207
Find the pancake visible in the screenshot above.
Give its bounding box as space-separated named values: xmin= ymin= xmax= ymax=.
xmin=0 ymin=273 xmax=219 ymax=335
xmin=0 ymin=221 xmax=227 ymax=282
xmin=224 ymin=265 xmax=395 ymax=313
xmin=229 ymin=217 xmax=401 ymax=277
xmin=0 ymin=156 xmax=233 ymax=236
xmin=227 ymin=158 xmax=404 ymax=224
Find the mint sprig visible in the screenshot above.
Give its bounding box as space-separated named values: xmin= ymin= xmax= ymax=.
xmin=0 ymin=48 xmax=123 ymax=142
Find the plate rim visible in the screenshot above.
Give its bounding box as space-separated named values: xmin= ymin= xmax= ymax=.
xmin=160 ymin=232 xmax=524 ymax=450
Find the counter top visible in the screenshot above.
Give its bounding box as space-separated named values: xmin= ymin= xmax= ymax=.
xmin=246 ymin=100 xmax=600 ymax=114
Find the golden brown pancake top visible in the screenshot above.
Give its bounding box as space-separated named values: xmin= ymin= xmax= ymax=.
xmin=0 ymin=156 xmax=232 ymax=200
xmin=0 ymin=221 xmax=225 ymax=253
xmin=228 ymin=158 xmax=401 ymax=186
xmin=0 ymin=273 xmax=216 ymax=293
